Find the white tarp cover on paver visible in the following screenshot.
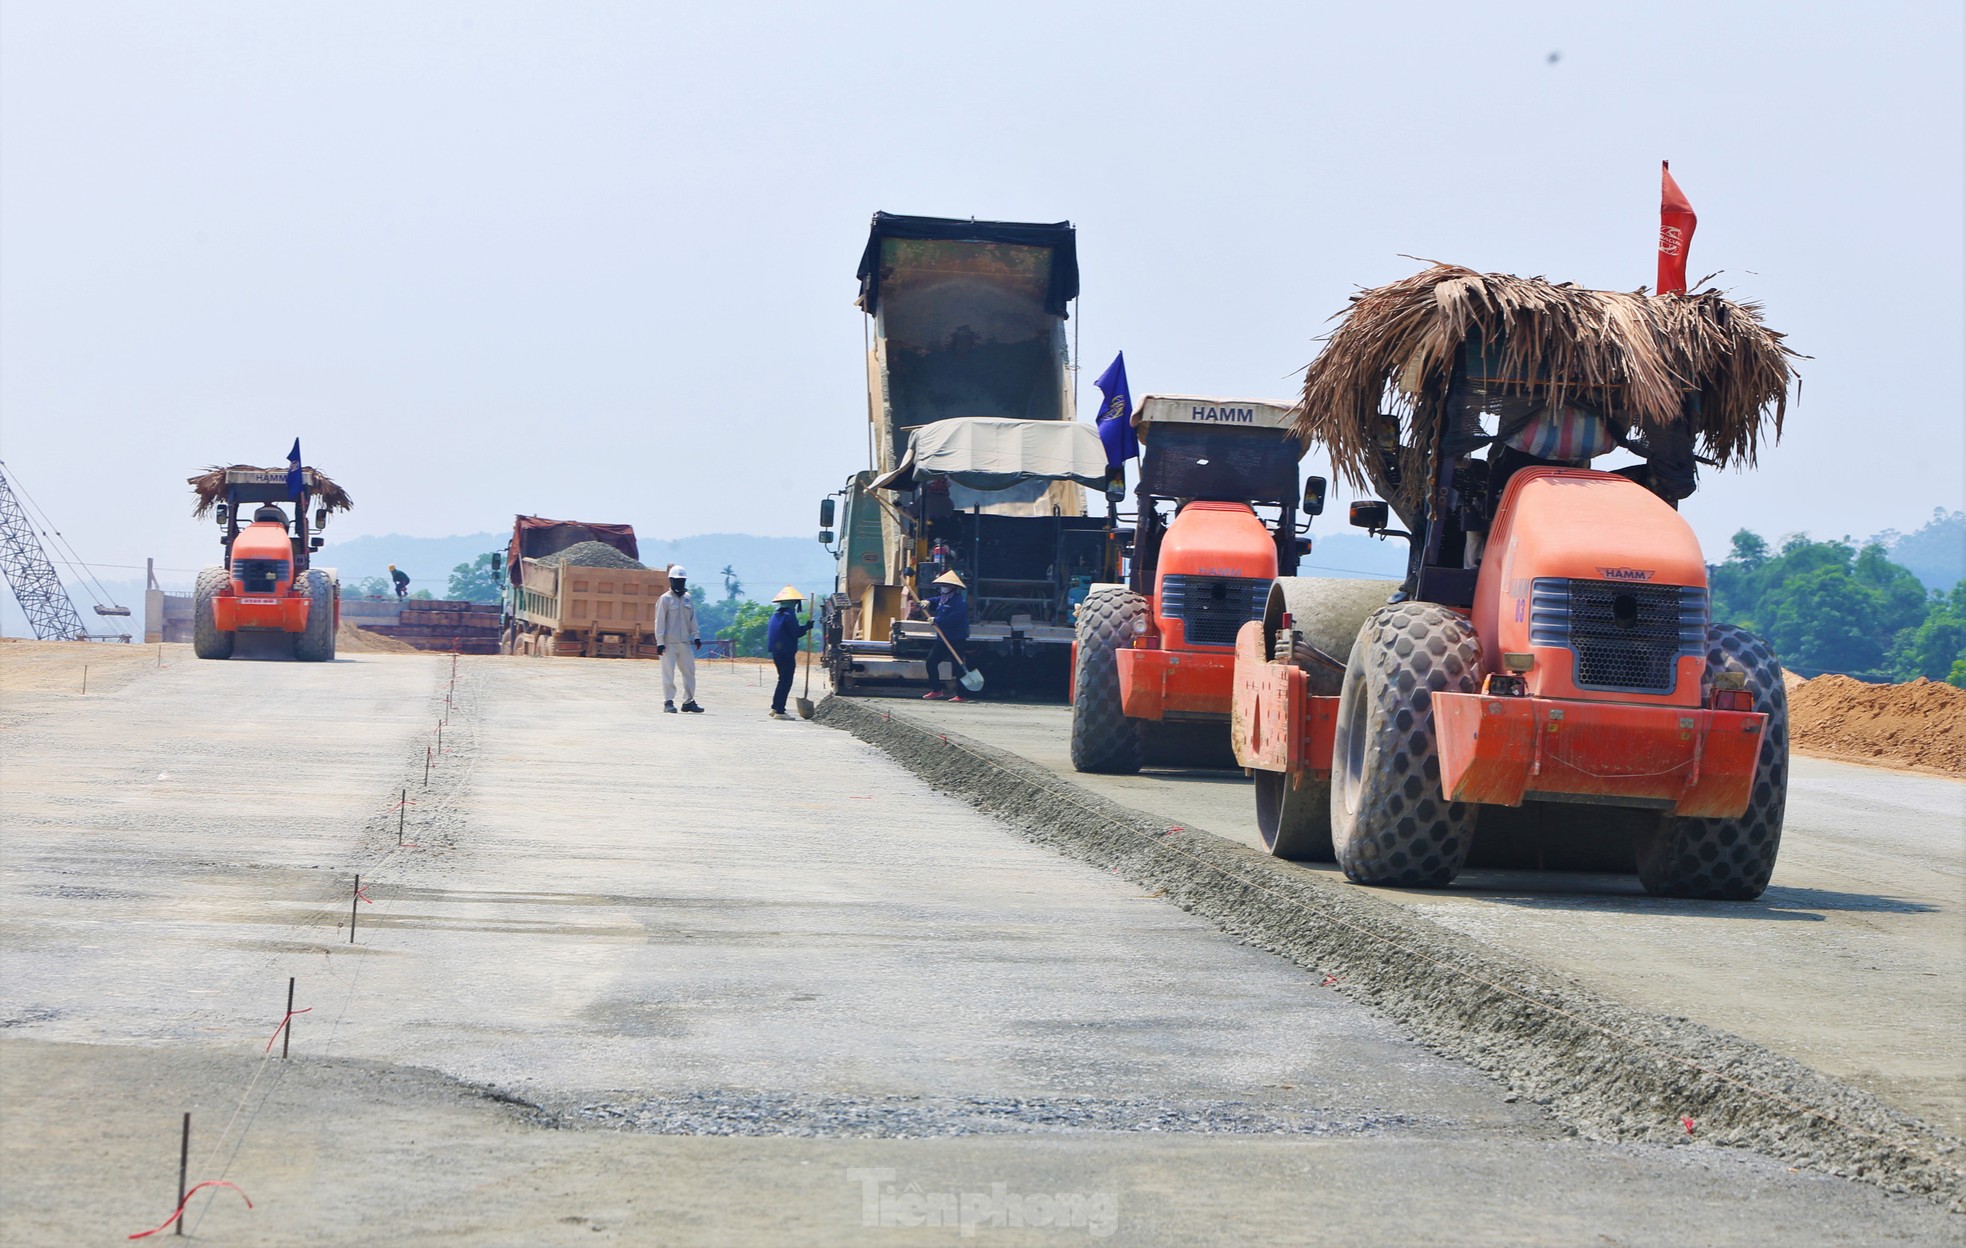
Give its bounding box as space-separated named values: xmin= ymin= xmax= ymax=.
xmin=873 ymin=417 xmax=1109 ymax=491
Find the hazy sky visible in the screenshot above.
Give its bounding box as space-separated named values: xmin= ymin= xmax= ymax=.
xmin=2 ymin=1 xmax=1960 ymax=591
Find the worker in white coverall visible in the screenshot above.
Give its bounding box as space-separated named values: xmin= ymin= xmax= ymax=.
xmin=653 ymin=566 xmax=704 ymax=713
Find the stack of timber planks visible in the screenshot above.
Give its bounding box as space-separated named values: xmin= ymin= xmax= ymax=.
xmin=355 ymin=600 xmax=501 ymax=654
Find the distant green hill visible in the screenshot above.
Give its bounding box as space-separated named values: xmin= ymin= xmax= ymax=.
xmin=1871 ymin=509 xmax=1964 ymax=593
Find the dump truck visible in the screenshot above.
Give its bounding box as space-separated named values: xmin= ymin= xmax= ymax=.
xmin=187 ymin=464 xmax=352 ymax=661
xmin=1235 ymin=264 xmax=1799 ymax=899
xmin=501 ymin=516 xmax=671 ymax=657
xmin=820 ymin=212 xmax=1118 ymax=696
xmin=1069 ymin=396 xmax=1377 ymax=773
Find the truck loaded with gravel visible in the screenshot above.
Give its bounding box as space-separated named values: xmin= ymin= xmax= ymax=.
xmin=818 ymin=212 xmax=1118 ymax=696
xmin=187 ymin=461 xmax=352 ymax=661
xmin=502 ymin=515 xmax=670 ymax=658
xmin=1235 ymin=265 xmax=1800 ymax=898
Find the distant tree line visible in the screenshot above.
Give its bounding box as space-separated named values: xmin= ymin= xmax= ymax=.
xmin=1711 ymin=531 xmax=1965 ymax=686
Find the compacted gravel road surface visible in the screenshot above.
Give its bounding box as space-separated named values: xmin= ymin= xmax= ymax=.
xmin=0 ymin=641 xmax=1957 ymax=1244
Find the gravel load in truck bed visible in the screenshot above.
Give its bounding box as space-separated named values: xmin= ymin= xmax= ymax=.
xmin=534 ymin=541 xmax=647 ymax=570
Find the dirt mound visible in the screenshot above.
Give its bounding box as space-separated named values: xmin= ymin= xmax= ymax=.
xmin=1788 ymin=674 xmax=1966 ymax=775
xmin=535 ymin=541 xmax=645 ymax=571
xmin=336 ymin=621 xmax=421 ymax=654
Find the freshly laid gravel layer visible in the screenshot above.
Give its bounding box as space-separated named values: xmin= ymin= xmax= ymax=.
xmin=816 ymin=696 xmax=1966 ymax=1211
xmin=557 ymin=1093 xmax=1431 ymax=1139
xmin=534 ymin=540 xmax=647 ymax=570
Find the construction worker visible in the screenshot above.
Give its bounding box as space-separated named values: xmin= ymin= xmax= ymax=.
xmin=922 ymin=570 xmax=970 ymax=702
xmin=389 ymin=565 xmax=410 ymax=600
xmin=654 ymin=565 xmax=703 ymax=713
xmin=766 ymin=586 xmax=813 ymax=720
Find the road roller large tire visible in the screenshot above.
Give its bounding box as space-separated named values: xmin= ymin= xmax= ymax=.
xmin=192 ymin=567 xmax=233 ymax=660
xmin=1636 ymin=625 xmax=1788 ymax=900
xmin=1330 ymin=603 xmax=1481 ymax=887
xmin=1070 ymin=587 xmax=1146 ymax=775
xmin=293 ymin=569 xmax=337 ymax=662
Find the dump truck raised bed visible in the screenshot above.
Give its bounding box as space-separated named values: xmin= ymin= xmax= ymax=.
xmin=820 ymin=212 xmax=1116 ymax=696
xmin=186 ymin=463 xmax=351 ymax=661
xmin=1237 ymin=264 xmax=1800 ymax=899
xmin=1069 ymin=396 xmax=1379 ymax=773
xmin=501 ymin=517 xmax=669 ymax=657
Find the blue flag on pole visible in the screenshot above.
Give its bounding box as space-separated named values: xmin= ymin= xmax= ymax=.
xmin=286 ymin=438 xmax=304 ymax=499
xmin=1093 ymin=352 xmax=1137 ymax=464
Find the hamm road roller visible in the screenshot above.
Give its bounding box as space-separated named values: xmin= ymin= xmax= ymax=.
xmin=1234 ymin=265 xmax=1800 ymax=899
xmin=1069 ymin=395 xmax=1386 ymax=774
xmin=188 ymin=460 xmax=352 ymax=661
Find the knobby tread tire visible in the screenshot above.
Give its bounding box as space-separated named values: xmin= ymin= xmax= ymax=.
xmin=1070 ymin=587 xmax=1146 ymax=774
xmin=293 ymin=569 xmax=337 ymax=662
xmin=192 ymin=567 xmax=234 ymax=660
xmin=1330 ymin=603 xmax=1480 ymax=887
xmin=1636 ymin=624 xmax=1788 ymax=900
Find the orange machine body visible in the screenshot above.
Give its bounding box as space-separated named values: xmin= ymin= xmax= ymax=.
xmin=1233 ymin=466 xmax=1767 ymax=818
xmin=1472 ymin=467 xmax=1709 ymax=709
xmin=1230 ymin=619 xmax=1337 ymax=776
xmin=1435 ymin=467 xmax=1764 ymax=815
xmin=1116 ymin=502 xmax=1278 ymax=721
xmin=211 ymin=519 xmax=312 ymax=633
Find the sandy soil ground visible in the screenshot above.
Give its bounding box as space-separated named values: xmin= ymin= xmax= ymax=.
xmin=1787 ymin=674 xmax=1966 ymax=776
xmin=0 ymin=642 xmax=1959 ymax=1244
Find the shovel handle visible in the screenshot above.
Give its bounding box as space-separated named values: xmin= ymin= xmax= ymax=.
xmin=931 ymin=622 xmax=971 ymax=670
xmin=803 ymin=595 xmax=815 ymax=697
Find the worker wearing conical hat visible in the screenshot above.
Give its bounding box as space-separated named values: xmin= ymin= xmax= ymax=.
xmin=765 ymin=586 xmax=813 ymax=720
xmin=923 ymin=570 xmax=971 ymax=702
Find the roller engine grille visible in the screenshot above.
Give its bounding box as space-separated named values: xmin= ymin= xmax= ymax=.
xmin=1160 ymin=575 xmax=1270 ymax=647
xmin=233 ymin=559 xmax=289 ymax=594
xmin=1529 ymin=578 xmax=1706 ymax=693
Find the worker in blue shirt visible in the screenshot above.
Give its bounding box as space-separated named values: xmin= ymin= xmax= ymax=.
xmin=923 ymin=570 xmax=971 ymax=702
xmin=766 ymin=586 xmax=814 ymax=720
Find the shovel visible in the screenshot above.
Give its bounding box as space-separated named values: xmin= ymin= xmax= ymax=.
xmin=795 ymin=595 xmax=818 ymax=719
xmin=932 ymin=622 xmax=986 ymax=694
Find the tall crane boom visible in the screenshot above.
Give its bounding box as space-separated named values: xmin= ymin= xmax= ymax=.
xmin=0 ymin=466 xmax=89 ymax=640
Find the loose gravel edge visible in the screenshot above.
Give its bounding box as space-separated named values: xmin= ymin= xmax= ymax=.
xmin=816 ymin=695 xmax=1965 ymax=1211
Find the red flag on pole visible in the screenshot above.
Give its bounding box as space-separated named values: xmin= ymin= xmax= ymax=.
xmin=1657 ymin=161 xmax=1697 ymax=295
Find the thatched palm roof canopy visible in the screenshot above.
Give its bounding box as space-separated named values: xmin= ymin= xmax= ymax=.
xmin=1293 ymin=265 xmax=1801 ymax=502
xmin=188 ymin=465 xmax=354 ymax=518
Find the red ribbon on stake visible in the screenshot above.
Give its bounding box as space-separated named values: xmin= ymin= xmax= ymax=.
xmin=127 ymin=1181 xmax=253 ymax=1239
xmin=263 ymin=1006 xmax=313 ymax=1055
